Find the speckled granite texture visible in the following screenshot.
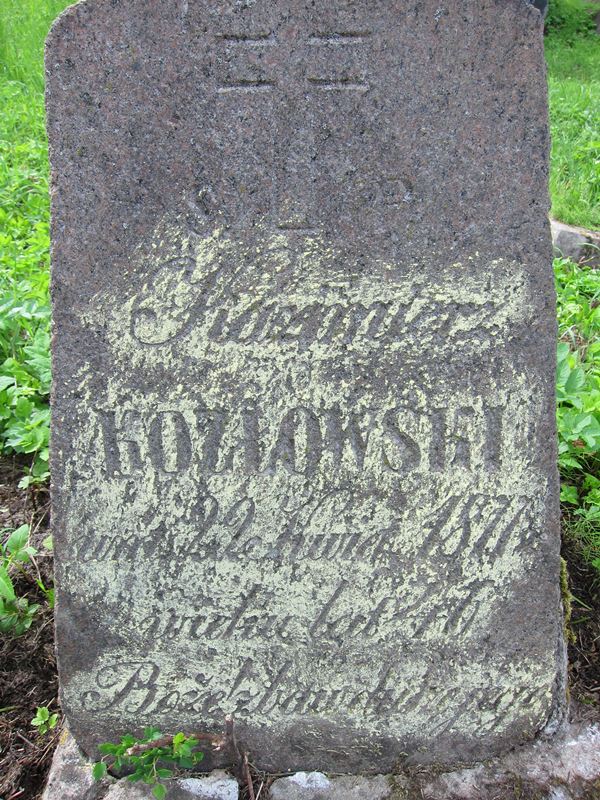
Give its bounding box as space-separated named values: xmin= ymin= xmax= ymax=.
xmin=46 ymin=0 xmax=563 ymax=773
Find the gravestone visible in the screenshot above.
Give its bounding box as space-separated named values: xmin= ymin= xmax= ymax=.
xmin=46 ymin=0 xmax=565 ymax=773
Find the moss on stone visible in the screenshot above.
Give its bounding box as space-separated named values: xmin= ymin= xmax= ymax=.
xmin=560 ymin=556 xmax=577 ymax=645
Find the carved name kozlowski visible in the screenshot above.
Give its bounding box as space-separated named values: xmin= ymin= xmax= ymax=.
xmin=96 ymin=401 xmax=503 ymax=478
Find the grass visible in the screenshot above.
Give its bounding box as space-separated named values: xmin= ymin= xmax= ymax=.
xmin=546 ymin=2 xmax=600 ymax=571
xmin=0 ymin=0 xmax=598 ymax=569
xmin=0 ymin=0 xmax=73 ymax=89
xmin=0 ymin=1 xmax=71 ymax=484
xmin=0 ymin=84 xmax=51 ymax=485
xmin=545 ymin=1 xmax=600 ymax=229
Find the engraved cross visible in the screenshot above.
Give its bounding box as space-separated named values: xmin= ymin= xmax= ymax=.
xmin=217 ymin=24 xmax=371 ymax=231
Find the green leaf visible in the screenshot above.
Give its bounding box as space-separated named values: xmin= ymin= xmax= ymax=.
xmin=6 ymin=524 xmax=29 ymax=555
xmin=559 ymin=454 xmax=582 ymax=469
xmin=152 ymin=784 xmax=167 ymax=800
xmin=557 ymin=342 xmax=570 ymax=361
xmin=583 ymin=474 xmax=600 ymax=491
xmin=556 ymin=359 xmax=571 ymax=388
xmin=11 ymin=544 xmax=37 ymax=564
xmin=92 ymin=762 xmax=108 ymax=781
xmin=31 ymin=704 xmax=54 ymax=732
xmin=560 ymin=484 xmax=579 ymax=504
xmin=156 ymin=768 xmax=173 ymax=779
xmin=98 ymin=743 xmax=119 ymax=755
xmin=0 ymin=566 xmax=15 ymax=601
xmin=565 ymin=366 xmax=587 ymax=394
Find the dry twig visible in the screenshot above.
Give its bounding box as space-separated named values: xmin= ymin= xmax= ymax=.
xmin=243 ymin=751 xmax=255 ymax=800
xmin=126 ymin=731 xmax=225 ymax=757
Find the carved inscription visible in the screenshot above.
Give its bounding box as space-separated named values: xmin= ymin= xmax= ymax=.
xmin=97 ymin=403 xmax=504 ymax=479
xmin=217 ymin=33 xmax=277 ymax=93
xmin=124 ymin=227 xmax=533 ymax=349
xmin=217 ymin=24 xmax=370 ymax=228
xmin=61 ymin=219 xmax=553 ymax=754
xmin=72 ymin=485 xmax=531 ymax=572
xmin=132 ymin=290 xmax=507 ymax=349
xmin=217 ymin=27 xmax=370 ymax=93
xmin=71 ymin=653 xmax=550 ymax=738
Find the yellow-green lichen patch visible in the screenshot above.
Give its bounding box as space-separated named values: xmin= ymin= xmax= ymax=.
xmin=64 ymin=216 xmax=562 ymax=755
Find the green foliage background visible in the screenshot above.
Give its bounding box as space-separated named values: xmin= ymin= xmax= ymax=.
xmin=0 ymin=0 xmax=598 ymax=565
xmin=0 ymin=0 xmax=72 ymax=89
xmin=545 ymin=0 xmax=600 ymax=228
xmin=0 ymin=1 xmax=71 ymax=484
xmin=0 ymin=82 xmax=51 ymax=485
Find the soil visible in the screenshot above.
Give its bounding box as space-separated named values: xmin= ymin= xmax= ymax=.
xmin=563 ymin=534 xmax=600 ymax=716
xmin=0 ymin=457 xmax=57 ymax=800
xmin=0 ymin=454 xmax=598 ymax=800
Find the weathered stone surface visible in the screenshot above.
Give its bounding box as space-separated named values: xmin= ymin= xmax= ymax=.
xmin=101 ymin=773 xmax=239 ymax=800
xmin=422 ymin=722 xmax=600 ymax=799
xmin=270 ymin=773 xmax=331 ymax=800
xmin=43 ymin=727 xmax=111 ymax=800
xmin=43 ymin=743 xmax=239 ymax=800
xmin=268 ymin=724 xmax=600 ymax=799
xmin=47 ymin=0 xmax=563 ymax=773
xmin=43 ymin=724 xmax=600 ymax=800
xmin=174 ymin=773 xmax=239 ymax=800
xmin=269 ymin=772 xmax=395 ymax=800
xmin=104 ymin=783 xmax=152 ymax=800
xmin=551 ymin=220 xmax=600 ymax=266
xmin=546 ymin=789 xmax=573 ymax=800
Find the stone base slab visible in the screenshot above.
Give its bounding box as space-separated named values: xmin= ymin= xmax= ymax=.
xmin=44 ymin=723 xmax=600 ymax=800
xmin=551 ymin=220 xmax=600 ymax=266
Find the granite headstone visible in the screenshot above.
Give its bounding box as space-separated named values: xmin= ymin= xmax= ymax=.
xmin=46 ymin=0 xmax=564 ymax=773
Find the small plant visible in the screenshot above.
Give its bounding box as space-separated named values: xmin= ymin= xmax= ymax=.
xmin=93 ymin=728 xmax=205 ymax=800
xmin=556 ymin=341 xmax=600 ymax=468
xmin=31 ymin=705 xmax=59 ymax=735
xmin=555 ymin=257 xmax=600 ymax=573
xmin=0 ymin=524 xmax=40 ymax=635
xmin=0 ymin=523 xmax=54 ymax=635
xmin=0 ymin=298 xmax=51 ymax=488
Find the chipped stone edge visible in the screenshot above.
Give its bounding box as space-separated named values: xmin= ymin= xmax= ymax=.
xmin=268 ymin=721 xmax=600 ymax=799
xmin=41 ymin=725 xmax=114 ymax=800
